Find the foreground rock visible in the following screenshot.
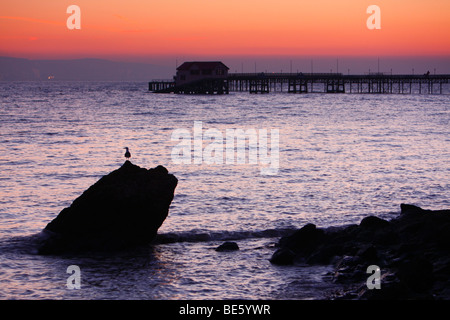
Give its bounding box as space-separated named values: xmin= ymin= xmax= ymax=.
xmin=38 ymin=161 xmax=178 ymax=254
xmin=270 ymin=204 xmax=450 ymax=299
xmin=215 ymin=241 xmax=239 ymax=252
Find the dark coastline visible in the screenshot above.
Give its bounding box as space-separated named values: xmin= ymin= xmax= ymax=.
xmin=270 ymin=204 xmax=450 ymax=299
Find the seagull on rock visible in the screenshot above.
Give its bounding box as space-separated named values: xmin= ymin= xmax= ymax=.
xmin=124 ymin=147 xmax=131 ymax=160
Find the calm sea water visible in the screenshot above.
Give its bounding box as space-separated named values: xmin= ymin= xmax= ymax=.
xmin=0 ymin=81 xmax=449 ymax=299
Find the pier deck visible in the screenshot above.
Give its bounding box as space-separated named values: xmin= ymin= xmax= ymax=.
xmin=149 ymin=73 xmax=450 ymax=94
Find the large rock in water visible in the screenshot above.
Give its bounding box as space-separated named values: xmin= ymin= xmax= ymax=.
xmin=38 ymin=161 xmax=178 ymax=254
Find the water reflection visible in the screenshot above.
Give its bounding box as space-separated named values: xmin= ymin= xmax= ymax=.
xmin=0 ymin=82 xmax=448 ymax=299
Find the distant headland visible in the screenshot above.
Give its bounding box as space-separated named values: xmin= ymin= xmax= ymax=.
xmin=0 ymin=56 xmax=172 ymax=81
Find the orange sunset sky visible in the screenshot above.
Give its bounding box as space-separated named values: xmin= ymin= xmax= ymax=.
xmin=1 ymin=0 xmax=449 ymax=72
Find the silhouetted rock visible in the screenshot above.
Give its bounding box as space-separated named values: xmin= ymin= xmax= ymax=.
xmin=38 ymin=161 xmax=177 ymax=254
xmin=270 ymin=248 xmax=296 ymax=265
xmin=271 ymin=204 xmax=450 ymax=299
xmin=215 ymin=241 xmax=239 ymax=252
xmin=359 ymin=216 xmax=390 ymax=230
xmin=357 ymin=245 xmax=379 ymax=264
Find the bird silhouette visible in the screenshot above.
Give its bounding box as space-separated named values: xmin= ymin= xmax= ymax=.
xmin=124 ymin=147 xmax=131 ymax=160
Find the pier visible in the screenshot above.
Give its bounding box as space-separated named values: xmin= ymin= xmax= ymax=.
xmin=149 ymin=73 xmax=450 ymax=95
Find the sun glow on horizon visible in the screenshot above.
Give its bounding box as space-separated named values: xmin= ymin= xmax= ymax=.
xmin=0 ymin=0 xmax=449 ymax=60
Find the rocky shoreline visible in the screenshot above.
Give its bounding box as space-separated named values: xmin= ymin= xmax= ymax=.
xmin=33 ymin=160 xmax=449 ymax=299
xmin=270 ymin=204 xmax=450 ymax=299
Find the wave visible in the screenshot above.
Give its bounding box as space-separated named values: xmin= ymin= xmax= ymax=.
xmin=154 ymin=227 xmax=297 ymax=244
xmin=0 ymin=233 xmax=42 ymax=255
xmin=0 ymin=227 xmax=297 ymax=255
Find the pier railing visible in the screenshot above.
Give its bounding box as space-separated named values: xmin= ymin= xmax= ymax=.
xmin=227 ymin=73 xmax=450 ymax=94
